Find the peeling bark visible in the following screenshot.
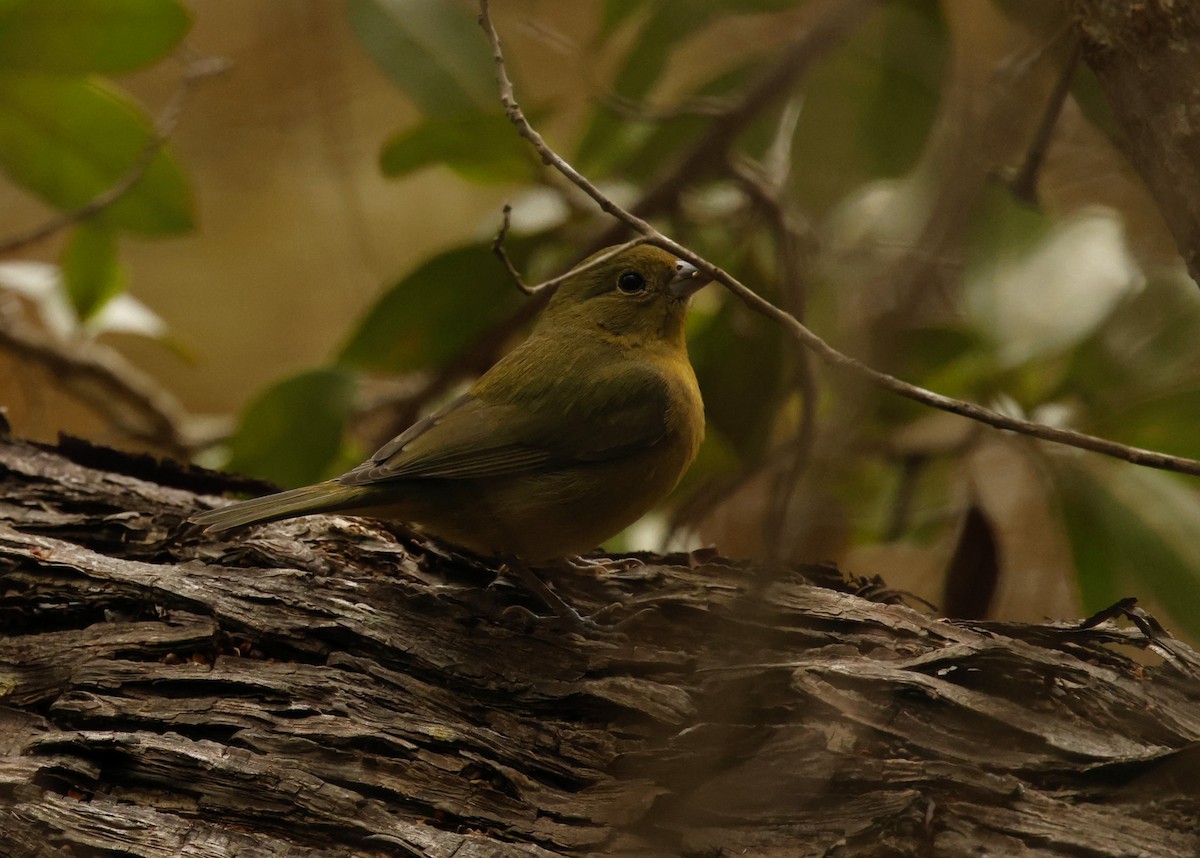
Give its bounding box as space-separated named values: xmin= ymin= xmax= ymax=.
xmin=2 ymin=435 xmax=1200 ymax=856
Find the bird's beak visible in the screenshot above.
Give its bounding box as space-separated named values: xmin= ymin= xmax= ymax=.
xmin=668 ymin=259 xmax=711 ymax=299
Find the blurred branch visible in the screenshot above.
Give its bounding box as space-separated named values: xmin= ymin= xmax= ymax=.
xmin=0 ymin=52 xmax=229 ymax=257
xmin=596 ymin=0 xmax=880 ymax=246
xmin=0 ymin=295 xmax=230 ymax=456
xmin=479 ymin=0 xmax=1200 ymax=480
xmin=1010 ymin=39 xmax=1080 ymax=205
xmin=728 ymin=104 xmax=819 ymax=557
xmin=602 ymin=91 xmax=736 ymax=120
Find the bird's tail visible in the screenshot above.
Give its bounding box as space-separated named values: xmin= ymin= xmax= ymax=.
xmin=189 ymin=481 xmax=365 ymax=533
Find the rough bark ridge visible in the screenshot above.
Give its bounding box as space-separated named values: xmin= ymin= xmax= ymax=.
xmin=2 ymin=435 xmax=1200 ymax=857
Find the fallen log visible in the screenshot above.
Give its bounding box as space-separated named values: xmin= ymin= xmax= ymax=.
xmin=1 ymin=434 xmax=1198 ymax=856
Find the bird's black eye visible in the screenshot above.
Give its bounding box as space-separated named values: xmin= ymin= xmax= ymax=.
xmin=617 ymin=271 xmax=646 ymax=294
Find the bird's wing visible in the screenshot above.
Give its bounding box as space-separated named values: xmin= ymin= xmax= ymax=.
xmin=338 ymin=364 xmax=671 ymax=487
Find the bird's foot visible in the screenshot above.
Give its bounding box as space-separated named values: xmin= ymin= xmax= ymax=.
xmin=499 ymin=600 xmax=652 ymax=637
xmin=498 ymin=561 xmax=654 ymax=637
xmin=564 ymin=554 xmax=644 ymax=573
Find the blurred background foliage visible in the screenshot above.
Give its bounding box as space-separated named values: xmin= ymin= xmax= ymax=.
xmin=3 ymin=0 xmax=1200 ymax=637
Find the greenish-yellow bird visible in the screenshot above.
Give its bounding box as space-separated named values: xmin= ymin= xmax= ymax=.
xmin=191 ymin=244 xmax=708 ymax=618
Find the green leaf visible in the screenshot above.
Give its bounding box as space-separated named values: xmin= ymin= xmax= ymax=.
xmin=988 ymin=0 xmax=1068 ymax=35
xmin=1105 ymin=389 xmax=1200 ymax=463
xmin=0 ymin=75 xmax=193 ymax=234
xmin=689 ymin=301 xmax=788 ymax=460
xmin=380 ymin=112 xmax=533 ymax=183
xmin=61 ymin=223 xmax=125 ymax=320
xmin=860 ymin=0 xmax=947 ymax=176
xmin=598 ymin=0 xmax=644 ymax=40
xmin=577 ymin=2 xmax=714 ymax=172
xmin=1064 ymin=270 xmax=1200 ymax=409
xmin=1055 ymin=459 xmax=1200 ymax=640
xmin=228 ymin=368 xmax=356 ymax=487
xmin=1070 ymin=62 xmax=1124 ymax=150
xmin=338 ymin=240 xmax=531 ymax=374
xmin=788 ymin=0 xmax=942 ymax=209
xmin=348 ymin=0 xmax=494 ymax=118
xmin=964 ymin=180 xmax=1051 ymax=268
xmin=0 ymin=0 xmax=191 ymax=74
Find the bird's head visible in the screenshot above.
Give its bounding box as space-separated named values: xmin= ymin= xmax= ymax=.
xmin=541 ymin=244 xmax=710 ymax=347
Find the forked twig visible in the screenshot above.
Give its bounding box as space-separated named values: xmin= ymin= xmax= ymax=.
xmin=491 ymin=204 xmax=649 ymax=296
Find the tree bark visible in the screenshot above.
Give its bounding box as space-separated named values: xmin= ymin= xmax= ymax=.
xmin=2 ymin=434 xmax=1200 ymax=856
xmin=1074 ymin=0 xmax=1200 ymax=285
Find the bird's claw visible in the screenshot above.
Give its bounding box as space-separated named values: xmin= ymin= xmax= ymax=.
xmin=497 ymin=600 xmax=652 ymax=638
xmin=565 ymin=555 xmax=645 ymax=573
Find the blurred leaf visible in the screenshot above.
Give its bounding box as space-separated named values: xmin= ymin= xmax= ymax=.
xmin=578 ymin=59 xmax=758 ymax=184
xmin=672 ymin=425 xmax=742 ymax=502
xmin=1055 ymin=460 xmax=1200 ymax=639
xmin=348 ymin=0 xmax=494 ymax=118
xmin=338 ymin=240 xmax=531 ymax=374
xmin=0 ymin=75 xmax=193 ymax=234
xmin=1070 ymin=61 xmax=1125 ymax=151
xmin=860 ymin=0 xmax=947 ymax=176
xmin=380 ymin=112 xmax=535 ymax=184
xmin=987 ymin=0 xmax=1068 ymax=37
xmin=1054 ymin=461 xmax=1125 ymax=614
xmin=228 ymin=368 xmax=356 ymax=487
xmin=0 ymin=260 xmax=77 ymax=337
xmin=577 ymin=2 xmax=719 ymax=173
xmin=598 ymin=0 xmax=799 ymax=44
xmin=610 ymin=4 xmax=705 ymax=100
xmin=85 ymin=292 xmax=169 ymax=339
xmin=689 ymin=302 xmax=788 ymax=460
xmin=0 ymin=0 xmax=190 ymax=74
xmin=598 ymin=0 xmax=643 ymax=39
xmin=969 ymin=204 xmax=1139 ymax=367
xmin=61 ymin=223 xmax=125 ymax=321
xmin=1096 ymin=389 xmax=1200 ymax=464
xmin=942 ymin=504 xmax=999 ymax=619
xmin=790 ymin=0 xmax=943 ymax=209
xmin=964 ymin=180 xmax=1050 ymax=269
xmin=1065 ymin=269 xmax=1200 ymax=406
xmin=898 ymin=326 xmax=984 ymax=387
xmin=877 ymin=326 xmax=992 ymax=426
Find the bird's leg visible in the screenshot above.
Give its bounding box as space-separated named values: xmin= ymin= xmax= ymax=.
xmin=501 ymin=559 xmax=653 ymax=633
xmin=503 ymin=561 xmax=596 ymax=631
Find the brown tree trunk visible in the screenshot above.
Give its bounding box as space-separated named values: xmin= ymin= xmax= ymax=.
xmin=1074 ymin=0 xmax=1200 ymax=285
xmin=2 ymin=434 xmax=1200 ymax=856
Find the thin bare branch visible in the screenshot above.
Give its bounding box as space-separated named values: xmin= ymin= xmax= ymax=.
xmin=0 ymin=53 xmax=229 ymax=257
xmin=1011 ymin=38 xmax=1080 ymax=205
xmin=478 ymin=0 xmax=1200 ymax=480
xmin=490 ymin=204 xmax=535 ymax=294
xmin=0 ymin=297 xmax=229 ymax=456
xmin=491 ymin=205 xmax=649 ymax=296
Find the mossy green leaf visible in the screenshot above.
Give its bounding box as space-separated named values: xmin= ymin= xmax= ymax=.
xmin=0 ymin=0 xmax=190 ymax=73
xmin=228 ymin=368 xmax=357 ymax=488
xmin=0 ymin=74 xmax=193 ymax=234
xmin=61 ymin=223 xmax=126 ymax=321
xmin=338 ymin=240 xmax=532 ymax=374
